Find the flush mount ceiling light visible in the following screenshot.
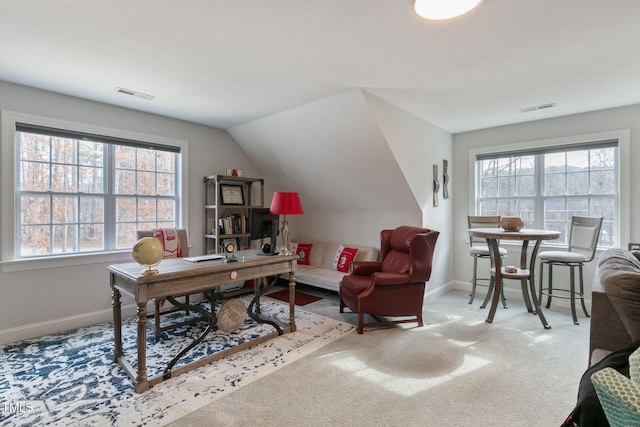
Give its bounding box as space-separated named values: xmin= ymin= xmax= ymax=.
xmin=413 ymin=0 xmax=483 ymax=20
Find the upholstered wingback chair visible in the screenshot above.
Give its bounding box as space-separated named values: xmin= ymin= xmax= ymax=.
xmin=339 ymin=225 xmax=439 ymax=334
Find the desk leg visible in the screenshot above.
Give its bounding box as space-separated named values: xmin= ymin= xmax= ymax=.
xmin=248 ymin=277 xmax=285 ymax=334
xmin=135 ymin=302 xmax=149 ymax=393
xmin=162 ymin=296 xmax=216 ymax=376
xmin=288 ymin=271 xmax=296 ymax=332
xmin=110 ymin=281 xmax=123 ymax=362
xmin=485 ymin=238 xmax=502 ymax=324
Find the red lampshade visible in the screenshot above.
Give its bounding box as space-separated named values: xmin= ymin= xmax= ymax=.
xmin=269 ymin=192 xmax=304 ymax=215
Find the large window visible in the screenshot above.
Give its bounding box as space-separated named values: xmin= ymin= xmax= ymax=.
xmin=4 ymin=115 xmax=185 ymax=260
xmin=476 ymin=139 xmax=618 ymax=247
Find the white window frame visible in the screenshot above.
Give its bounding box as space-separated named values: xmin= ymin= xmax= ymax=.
xmin=1 ymin=110 xmax=189 ymax=272
xmin=468 ymin=130 xmax=630 ymax=249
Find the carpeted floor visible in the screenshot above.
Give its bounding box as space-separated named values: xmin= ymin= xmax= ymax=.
xmin=0 ymin=286 xmax=594 ymax=426
xmin=0 ymin=296 xmax=353 ymax=426
xmin=169 ymin=287 xmax=592 ymax=427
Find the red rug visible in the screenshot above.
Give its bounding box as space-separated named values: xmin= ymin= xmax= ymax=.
xmin=266 ymin=289 xmax=322 ymax=306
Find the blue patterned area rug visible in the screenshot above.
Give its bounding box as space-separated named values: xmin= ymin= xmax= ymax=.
xmin=0 ymin=297 xmax=353 ymax=426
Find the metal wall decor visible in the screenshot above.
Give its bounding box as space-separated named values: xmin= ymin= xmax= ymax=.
xmin=443 ymin=159 xmax=449 ymax=199
xmin=433 ymin=164 xmax=439 ymax=207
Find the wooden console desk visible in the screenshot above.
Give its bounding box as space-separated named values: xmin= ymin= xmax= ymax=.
xmin=108 ymin=251 xmax=298 ymax=393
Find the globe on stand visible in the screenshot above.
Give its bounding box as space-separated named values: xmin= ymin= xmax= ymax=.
xmin=132 ymin=237 xmax=164 ymax=275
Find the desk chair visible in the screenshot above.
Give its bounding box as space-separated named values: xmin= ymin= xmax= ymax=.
xmin=468 ymin=215 xmax=507 ymax=308
xmin=138 ymin=229 xmax=210 ymax=340
xmin=537 ymin=216 xmax=603 ymax=325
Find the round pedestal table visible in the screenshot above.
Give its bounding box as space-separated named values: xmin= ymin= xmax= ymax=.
xmin=468 ymin=228 xmax=561 ymax=329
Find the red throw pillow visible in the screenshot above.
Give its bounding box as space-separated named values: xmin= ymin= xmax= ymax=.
xmin=293 ymin=243 xmax=312 ymax=265
xmin=332 ymin=245 xmax=359 ymax=273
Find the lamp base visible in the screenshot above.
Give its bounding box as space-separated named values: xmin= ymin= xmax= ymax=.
xmin=280 ymin=217 xmax=292 ymax=256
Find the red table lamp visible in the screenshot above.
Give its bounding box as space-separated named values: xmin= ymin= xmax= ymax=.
xmin=269 ymin=192 xmax=304 ymax=255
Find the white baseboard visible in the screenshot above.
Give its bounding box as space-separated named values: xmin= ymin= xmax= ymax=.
xmin=448 ymin=279 xmax=592 ymax=309
xmin=0 ymin=304 xmax=139 ymax=346
xmin=0 ymin=295 xmax=207 ymax=346
xmin=425 ymin=281 xmax=456 ymax=300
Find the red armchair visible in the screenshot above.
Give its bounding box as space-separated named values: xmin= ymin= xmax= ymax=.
xmin=339 ymin=226 xmax=439 ymax=334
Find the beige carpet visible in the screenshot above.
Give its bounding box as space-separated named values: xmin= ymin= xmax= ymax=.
xmin=169 ymin=288 xmax=591 ymax=427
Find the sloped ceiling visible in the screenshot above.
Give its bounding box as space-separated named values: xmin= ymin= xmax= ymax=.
xmin=1 ymin=1 xmax=639 ymax=133
xmin=3 ymin=1 xmax=637 ymax=221
xmin=229 ymin=89 xmax=419 ymax=213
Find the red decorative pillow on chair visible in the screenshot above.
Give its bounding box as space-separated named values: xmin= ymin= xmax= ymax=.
xmin=291 ymin=242 xmax=312 ymax=265
xmin=332 ymin=245 xmax=359 ymax=273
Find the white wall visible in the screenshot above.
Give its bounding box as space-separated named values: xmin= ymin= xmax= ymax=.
xmin=0 ymin=82 xmax=454 ymax=345
xmin=452 ymin=104 xmax=640 ymax=305
xmin=229 ymin=88 xmax=434 ymax=279
xmin=231 ymin=89 xmax=454 ymax=296
xmin=0 ymin=81 xmax=265 ymax=344
xmin=9 ymin=79 xmax=632 ymax=341
xmin=292 ymin=211 xmax=422 ymax=248
xmin=229 ymin=89 xmax=419 ymax=213
xmin=364 ymin=92 xmax=453 ymax=297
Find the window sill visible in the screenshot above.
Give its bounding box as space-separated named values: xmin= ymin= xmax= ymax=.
xmin=0 ymin=251 xmax=133 ymax=273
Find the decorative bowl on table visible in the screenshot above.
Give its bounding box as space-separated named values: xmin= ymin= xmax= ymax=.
xmin=500 ymin=216 xmax=524 ymax=232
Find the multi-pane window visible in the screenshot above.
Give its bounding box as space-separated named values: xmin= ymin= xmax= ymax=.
xmin=113 ymin=145 xmax=178 ymax=248
xmin=476 ymin=141 xmax=618 ymax=246
xmin=17 ymin=123 xmax=180 ymax=258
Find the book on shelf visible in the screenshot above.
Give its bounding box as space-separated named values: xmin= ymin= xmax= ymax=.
xmin=218 ymin=214 xmax=248 ymax=235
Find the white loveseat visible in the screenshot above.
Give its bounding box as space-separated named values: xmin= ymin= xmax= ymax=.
xmin=289 ymin=240 xmax=379 ymax=292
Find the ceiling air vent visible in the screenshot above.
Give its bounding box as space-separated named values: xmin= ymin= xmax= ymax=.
xmin=115 ymin=87 xmax=155 ymax=100
xmin=520 ymin=103 xmax=556 ymax=113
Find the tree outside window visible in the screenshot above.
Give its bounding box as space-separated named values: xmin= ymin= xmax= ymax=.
xmin=476 ymin=144 xmax=617 ymax=247
xmin=18 ymin=128 xmax=179 ymax=257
